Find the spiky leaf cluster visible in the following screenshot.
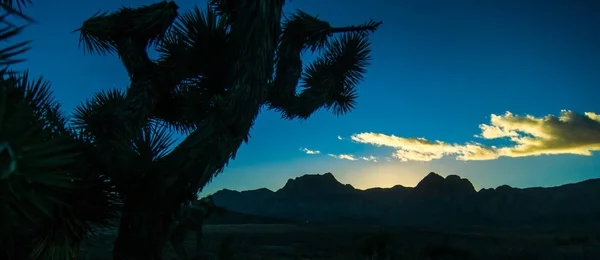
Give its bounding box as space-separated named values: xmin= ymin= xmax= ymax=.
xmin=0 ymin=71 xmax=121 ymax=259
xmin=0 ymin=2 xmax=121 ymax=259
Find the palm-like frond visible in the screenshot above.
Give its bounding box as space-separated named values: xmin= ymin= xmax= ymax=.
xmin=28 ymin=141 xmax=121 ymax=260
xmin=112 ymin=119 xmax=175 ymax=163
xmin=75 ymin=10 xmax=116 ymax=56
xmin=0 ymin=11 xmax=31 ymax=67
xmin=0 ymin=75 xmax=79 ymax=219
xmin=267 ymin=9 xmax=380 ymax=120
xmin=268 ymin=9 xmax=335 ymax=112
xmin=71 ymin=87 xmax=176 ymax=182
xmin=153 ymin=80 xmax=208 ymax=134
xmin=16 ymin=70 xmax=70 ymax=136
xmin=268 ymin=32 xmax=372 ymax=120
xmin=79 ymin=116 xmax=176 ymax=191
xmin=281 ymin=10 xmax=332 ymax=52
xmin=0 ymin=74 xmax=76 ymax=257
xmin=154 ymin=5 xmax=230 ymax=133
xmin=0 ymin=0 xmax=34 ymax=23
xmin=71 ymin=88 xmax=127 ymax=140
xmin=157 ymin=5 xmax=229 ymax=81
xmin=0 ymin=23 xmax=30 ymax=66
xmin=312 ymin=32 xmax=371 ymax=115
xmin=0 ymin=0 xmax=35 ymax=69
xmin=18 ymin=136 xmax=121 ymax=260
xmin=330 ymin=19 xmax=383 ymax=35
xmin=0 ymin=68 xmax=121 ymax=260
xmin=76 ymin=1 xmax=178 ymax=56
xmin=0 ymin=1 xmax=123 ymax=259
xmin=0 ymin=0 xmax=31 ymax=12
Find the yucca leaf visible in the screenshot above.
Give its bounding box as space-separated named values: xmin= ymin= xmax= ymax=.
xmin=71 ymin=88 xmax=127 ymax=140
xmin=21 ymin=190 xmax=54 ymax=219
xmin=0 ymin=141 xmax=16 ymax=179
xmin=74 ymin=10 xmax=116 ymax=56
xmin=0 ymin=6 xmax=32 ymax=66
xmin=0 ymin=0 xmax=34 ymax=23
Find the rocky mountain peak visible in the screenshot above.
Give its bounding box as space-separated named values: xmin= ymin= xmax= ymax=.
xmin=277 ymin=172 xmax=353 ymax=196
xmin=415 ymin=172 xmax=445 ymax=189
xmin=415 ymin=172 xmax=476 ymax=195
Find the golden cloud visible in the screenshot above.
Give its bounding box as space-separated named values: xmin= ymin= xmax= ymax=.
xmin=351 ymin=110 xmax=600 ymax=162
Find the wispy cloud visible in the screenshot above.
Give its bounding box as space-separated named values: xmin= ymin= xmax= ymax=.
xmin=351 ymin=110 xmax=600 ymax=162
xmin=359 ymin=156 xmax=378 ymax=162
xmin=328 ymin=153 xmax=358 ymax=161
xmin=301 ymin=146 xmax=377 ymax=162
xmin=300 ymin=148 xmax=321 ymax=155
xmin=337 ymin=136 xmax=344 ymax=140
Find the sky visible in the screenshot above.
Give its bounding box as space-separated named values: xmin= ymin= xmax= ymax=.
xmin=14 ymin=0 xmax=600 ymax=195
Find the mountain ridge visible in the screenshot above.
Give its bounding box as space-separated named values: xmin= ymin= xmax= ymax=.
xmin=210 ymin=172 xmax=600 ymax=228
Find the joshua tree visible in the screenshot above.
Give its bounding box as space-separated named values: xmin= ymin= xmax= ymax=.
xmin=74 ymin=0 xmax=381 ymax=258
xmin=0 ymin=1 xmax=121 ymax=259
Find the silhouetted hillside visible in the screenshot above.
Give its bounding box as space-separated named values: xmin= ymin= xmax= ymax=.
xmin=205 ymin=206 xmax=293 ymax=225
xmin=211 ymin=172 xmax=600 ymax=228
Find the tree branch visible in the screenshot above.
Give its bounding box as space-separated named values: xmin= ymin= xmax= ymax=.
xmin=77 ymin=2 xmax=182 ymax=132
xmin=165 ymin=0 xmax=286 ymax=200
xmin=267 ymin=18 xmax=380 ymax=119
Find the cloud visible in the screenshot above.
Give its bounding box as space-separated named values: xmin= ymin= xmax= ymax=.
xmin=300 ymin=148 xmax=321 ymax=155
xmin=359 ymin=156 xmax=378 ymax=162
xmin=328 ymin=153 xmax=358 ymax=161
xmin=300 ymin=145 xmax=376 ymax=163
xmin=337 ymin=136 xmax=344 ymax=140
xmin=351 ymin=110 xmax=600 ymax=162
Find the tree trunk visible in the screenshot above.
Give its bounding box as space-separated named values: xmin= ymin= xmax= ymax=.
xmin=112 ymin=186 xmax=173 ymax=260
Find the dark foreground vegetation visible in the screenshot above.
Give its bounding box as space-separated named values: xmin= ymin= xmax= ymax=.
xmin=79 ymin=223 xmax=600 ymax=260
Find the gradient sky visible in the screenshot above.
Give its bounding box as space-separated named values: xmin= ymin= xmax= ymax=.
xmin=15 ymin=0 xmax=600 ymax=195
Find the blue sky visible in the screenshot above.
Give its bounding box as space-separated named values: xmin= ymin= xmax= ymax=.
xmin=15 ymin=0 xmax=600 ymax=195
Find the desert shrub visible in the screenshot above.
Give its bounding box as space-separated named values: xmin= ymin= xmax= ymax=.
xmin=358 ymin=230 xmax=394 ymax=259
xmin=216 ymin=235 xmax=236 ymax=260
xmin=555 ymin=234 xmax=590 ymax=247
xmin=421 ymin=243 xmax=472 ymax=260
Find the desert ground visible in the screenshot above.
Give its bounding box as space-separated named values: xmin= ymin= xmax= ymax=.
xmin=79 ymin=224 xmax=600 ymax=259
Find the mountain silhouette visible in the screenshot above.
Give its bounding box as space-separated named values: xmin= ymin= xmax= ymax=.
xmin=277 ymin=172 xmax=356 ymax=198
xmin=211 ymin=172 xmax=600 ymax=228
xmin=415 ymin=173 xmax=476 ymax=194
